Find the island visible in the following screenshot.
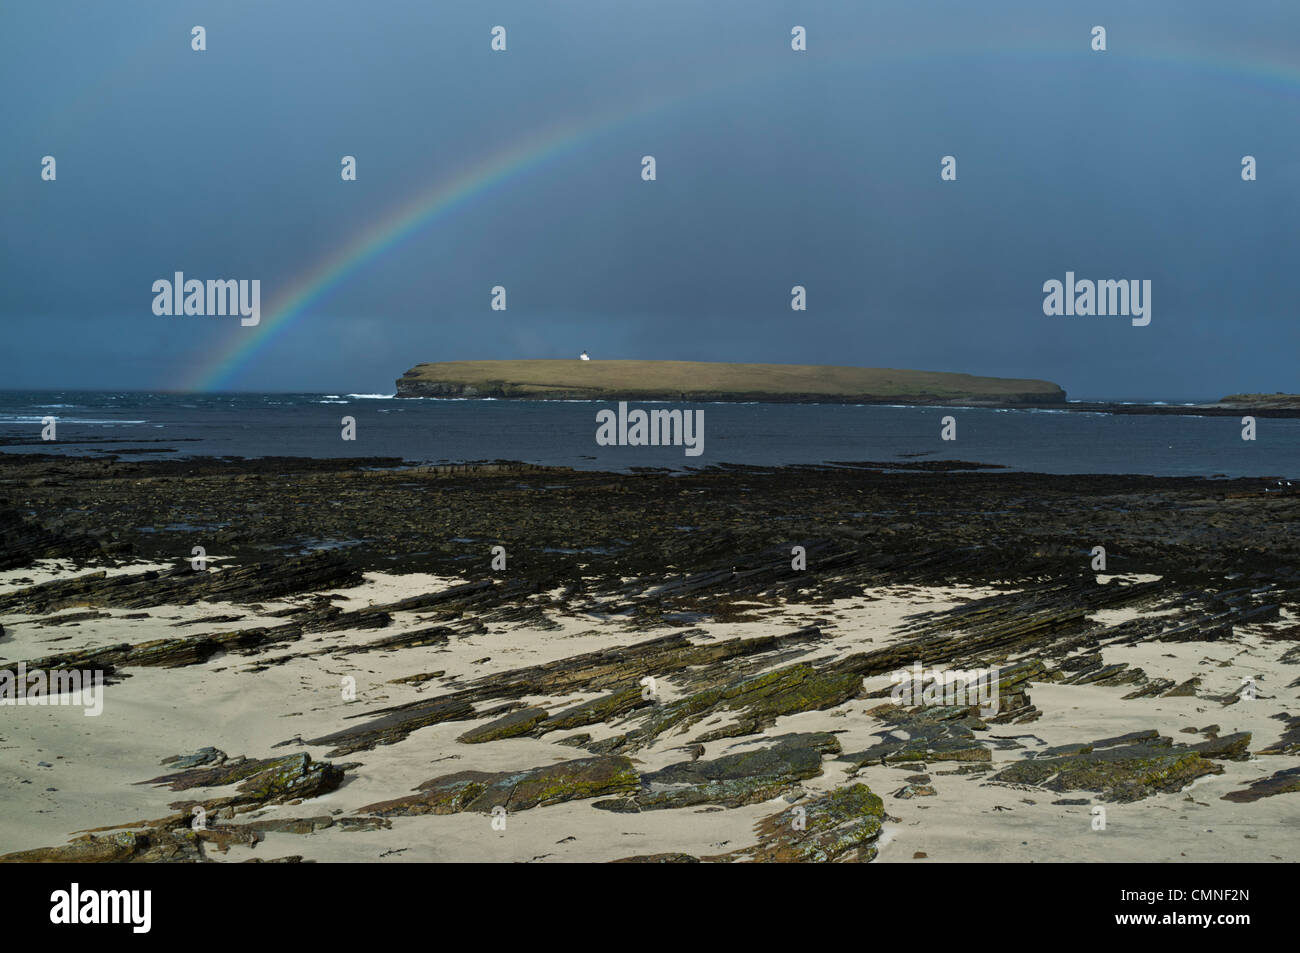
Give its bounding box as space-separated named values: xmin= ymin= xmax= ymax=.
xmin=1211 ymin=393 xmax=1300 ymax=411
xmin=395 ymin=360 xmax=1068 ymax=405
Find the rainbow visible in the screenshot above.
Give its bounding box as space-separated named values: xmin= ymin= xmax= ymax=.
xmin=181 ymin=78 xmax=722 ymax=392
xmin=179 ymin=43 xmax=1300 ymax=392
xmin=185 ymin=115 xmax=617 ymax=391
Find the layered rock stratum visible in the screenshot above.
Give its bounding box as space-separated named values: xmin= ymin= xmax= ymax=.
xmin=1 ymin=453 xmax=1298 ymax=862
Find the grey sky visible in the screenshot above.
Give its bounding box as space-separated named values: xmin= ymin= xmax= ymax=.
xmin=2 ymin=0 xmax=1297 ymax=398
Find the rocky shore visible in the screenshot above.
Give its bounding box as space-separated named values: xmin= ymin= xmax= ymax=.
xmin=1 ymin=452 xmax=1297 ymax=862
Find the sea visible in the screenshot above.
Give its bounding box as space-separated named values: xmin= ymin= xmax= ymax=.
xmin=1 ymin=391 xmax=1297 ymax=480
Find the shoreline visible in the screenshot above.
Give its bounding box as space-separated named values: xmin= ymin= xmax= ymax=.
xmin=389 ymin=395 xmax=1300 ymax=418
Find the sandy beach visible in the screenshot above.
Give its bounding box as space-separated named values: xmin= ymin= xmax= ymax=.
xmin=2 ymin=454 xmax=1297 ymax=863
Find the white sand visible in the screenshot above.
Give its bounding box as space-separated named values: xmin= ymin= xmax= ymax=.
xmin=1 ymin=566 xmax=1296 ymax=862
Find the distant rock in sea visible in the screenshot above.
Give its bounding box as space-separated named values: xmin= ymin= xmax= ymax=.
xmin=1211 ymin=393 xmax=1300 ymax=411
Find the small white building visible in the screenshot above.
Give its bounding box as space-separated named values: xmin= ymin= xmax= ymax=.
xmin=580 ymin=351 xmax=590 ymax=361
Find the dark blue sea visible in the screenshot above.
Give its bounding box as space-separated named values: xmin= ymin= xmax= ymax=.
xmin=1 ymin=391 xmax=1296 ymax=479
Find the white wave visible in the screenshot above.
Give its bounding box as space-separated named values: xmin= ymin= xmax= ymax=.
xmin=0 ymin=416 xmax=146 ymax=424
xmin=345 ymin=393 xmax=396 ymax=399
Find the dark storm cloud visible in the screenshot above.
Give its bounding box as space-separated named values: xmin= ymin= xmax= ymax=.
xmin=2 ymin=0 xmax=1297 ymax=398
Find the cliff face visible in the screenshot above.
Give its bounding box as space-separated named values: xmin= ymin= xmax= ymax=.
xmin=396 ymin=360 xmax=1067 ymax=405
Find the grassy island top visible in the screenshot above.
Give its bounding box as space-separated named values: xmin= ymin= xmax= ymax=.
xmin=397 ymin=359 xmax=1067 ymax=404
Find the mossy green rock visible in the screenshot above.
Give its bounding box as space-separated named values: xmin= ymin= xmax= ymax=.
xmin=457 ymin=706 xmax=549 ymax=743
xmin=142 ymin=752 xmax=345 ymax=810
xmin=840 ymin=702 xmax=993 ymax=766
xmin=597 ymin=732 xmax=839 ymax=811
xmin=992 ymin=730 xmax=1250 ymax=802
xmin=358 ymin=756 xmax=640 ymax=816
xmin=541 ymin=686 xmax=650 ymax=732
xmin=715 ymin=783 xmax=887 ymax=863
xmin=992 ymin=736 xmax=1240 ymax=802
xmin=602 ymin=662 xmax=861 ymax=753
